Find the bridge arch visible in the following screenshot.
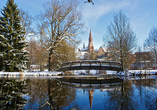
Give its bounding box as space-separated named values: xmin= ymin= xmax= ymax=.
xmin=56 ymin=60 xmax=123 ymax=72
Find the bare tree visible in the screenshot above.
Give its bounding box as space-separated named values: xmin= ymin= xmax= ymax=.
xmin=144 ymin=27 xmax=157 ymax=66
xmin=27 ymin=39 xmax=48 ymax=71
xmin=36 ymin=0 xmax=84 ymax=71
xmin=51 ymin=40 xmax=76 ymax=70
xmin=84 ymin=51 xmax=97 ymax=60
xmin=104 ymin=11 xmax=137 ymax=71
xmin=135 ymin=46 xmax=142 ymax=73
xmin=19 ymin=9 xmax=34 ymax=38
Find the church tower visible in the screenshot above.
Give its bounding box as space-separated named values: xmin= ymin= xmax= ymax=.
xmin=88 ymin=29 xmax=94 ymax=53
xmin=88 ymin=89 xmax=94 ymax=110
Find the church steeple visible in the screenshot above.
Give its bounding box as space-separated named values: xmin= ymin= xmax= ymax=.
xmin=88 ymin=89 xmax=94 ymax=110
xmin=89 ymin=29 xmax=93 ymax=43
xmin=83 ymin=43 xmax=85 ymax=48
xmin=88 ymin=29 xmax=94 ymax=52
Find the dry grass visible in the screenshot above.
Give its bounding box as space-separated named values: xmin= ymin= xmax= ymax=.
xmin=20 ymin=71 xmax=24 ymax=77
xmin=65 ymin=71 xmax=73 ymax=75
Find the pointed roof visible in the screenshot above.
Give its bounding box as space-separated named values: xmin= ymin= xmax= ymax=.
xmin=89 ymin=29 xmax=93 ymax=43
xmin=97 ymin=46 xmax=107 ymax=52
xmin=88 ymin=29 xmax=94 ymax=53
xmin=89 ymin=89 xmax=94 ymax=110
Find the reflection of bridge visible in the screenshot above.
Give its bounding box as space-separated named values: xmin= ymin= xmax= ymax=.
xmin=56 ymin=77 xmax=123 ymax=110
xmin=57 ymin=76 xmax=123 ymax=88
xmin=56 ymin=60 xmax=123 ymax=72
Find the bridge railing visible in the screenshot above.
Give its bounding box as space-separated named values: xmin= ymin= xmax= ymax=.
xmin=101 ymin=61 xmax=122 ymax=67
xmin=61 ymin=60 xmax=122 ymax=68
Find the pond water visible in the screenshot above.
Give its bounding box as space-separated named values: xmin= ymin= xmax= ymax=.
xmin=0 ymin=76 xmax=157 ymax=110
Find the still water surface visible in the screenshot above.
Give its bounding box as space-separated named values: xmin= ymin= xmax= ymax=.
xmin=0 ymin=76 xmax=157 ymax=110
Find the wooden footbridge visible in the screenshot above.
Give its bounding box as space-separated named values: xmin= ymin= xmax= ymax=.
xmin=56 ymin=60 xmax=123 ymax=72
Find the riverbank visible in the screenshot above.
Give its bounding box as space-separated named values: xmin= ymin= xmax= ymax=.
xmin=0 ymin=71 xmax=62 ymax=77
xmin=0 ymin=69 xmax=157 ymax=77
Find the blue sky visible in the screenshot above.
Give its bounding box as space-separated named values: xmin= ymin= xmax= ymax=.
xmin=0 ymin=0 xmax=157 ymax=50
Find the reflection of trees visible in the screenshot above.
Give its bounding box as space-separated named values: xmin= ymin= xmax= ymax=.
xmin=132 ymin=79 xmax=157 ymax=110
xmin=26 ymin=79 xmax=77 ymax=109
xmin=47 ymin=79 xmax=76 ymax=109
xmin=148 ymin=94 xmax=157 ymax=110
xmin=148 ymin=80 xmax=157 ymax=110
xmin=68 ymin=101 xmax=82 ymax=110
xmin=25 ymin=79 xmax=49 ymax=109
xmin=0 ymin=78 xmax=28 ymax=109
xmin=103 ymin=81 xmax=137 ymax=110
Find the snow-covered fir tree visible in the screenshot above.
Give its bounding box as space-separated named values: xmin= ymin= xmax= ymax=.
xmin=0 ymin=0 xmax=28 ymax=72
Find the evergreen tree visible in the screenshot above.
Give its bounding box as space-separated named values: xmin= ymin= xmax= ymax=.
xmin=0 ymin=0 xmax=28 ymax=72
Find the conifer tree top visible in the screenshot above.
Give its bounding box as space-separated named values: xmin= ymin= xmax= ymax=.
xmin=0 ymin=0 xmax=27 ymax=72
xmin=1 ymin=0 xmax=19 ymax=16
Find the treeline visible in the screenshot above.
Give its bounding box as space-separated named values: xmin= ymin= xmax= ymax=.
xmin=0 ymin=0 xmax=83 ymax=72
xmin=103 ymin=11 xmax=157 ymax=71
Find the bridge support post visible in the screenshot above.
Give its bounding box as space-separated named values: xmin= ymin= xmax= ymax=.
xmin=90 ymin=61 xmax=91 ymax=69
xmin=100 ymin=80 xmax=102 ymax=87
xmin=80 ymin=61 xmax=82 ymax=70
xmin=70 ymin=62 xmax=72 ymax=67
xmin=80 ymin=79 xmax=82 ymax=86
xmin=90 ymin=80 xmax=91 ymax=87
xmin=110 ymin=79 xmax=112 ymax=87
xmin=110 ymin=62 xmax=111 ymax=69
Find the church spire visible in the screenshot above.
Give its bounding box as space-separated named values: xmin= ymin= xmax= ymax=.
xmin=88 ymin=89 xmax=94 ymax=110
xmin=89 ymin=29 xmax=93 ymax=43
xmin=88 ymin=29 xmax=94 ymax=52
xmin=83 ymin=43 xmax=85 ymax=48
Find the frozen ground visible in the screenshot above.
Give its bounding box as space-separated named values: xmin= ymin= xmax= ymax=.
xmin=0 ymin=71 xmax=62 ymax=77
xmin=0 ymin=69 xmax=157 ymax=77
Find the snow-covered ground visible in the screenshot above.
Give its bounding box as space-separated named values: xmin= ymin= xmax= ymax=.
xmin=0 ymin=69 xmax=157 ymax=77
xmin=128 ymin=70 xmax=157 ymax=75
xmin=0 ymin=71 xmax=63 ymax=77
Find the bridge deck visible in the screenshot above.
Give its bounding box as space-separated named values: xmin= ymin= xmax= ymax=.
xmin=56 ymin=60 xmax=123 ymax=72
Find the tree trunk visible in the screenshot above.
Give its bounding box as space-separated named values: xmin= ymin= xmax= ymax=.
xmin=48 ymin=53 xmax=51 ymax=71
xmin=121 ymin=58 xmax=124 ymax=72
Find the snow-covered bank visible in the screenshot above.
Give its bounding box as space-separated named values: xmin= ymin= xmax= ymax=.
xmin=75 ymin=70 xmax=117 ymax=75
xmin=0 ymin=71 xmax=63 ymax=77
xmin=0 ymin=70 xmax=157 ymax=77
xmin=115 ymin=70 xmax=157 ymax=76
xmin=128 ymin=70 xmax=157 ymax=75
xmin=75 ymin=70 xmax=157 ymax=76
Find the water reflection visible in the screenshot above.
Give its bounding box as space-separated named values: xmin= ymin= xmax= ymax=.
xmin=0 ymin=77 xmax=157 ymax=110
xmin=103 ymin=80 xmax=137 ymax=110
xmin=131 ymin=79 xmax=157 ymax=110
xmin=25 ymin=78 xmax=79 ymax=110
xmin=0 ymin=78 xmax=28 ymax=109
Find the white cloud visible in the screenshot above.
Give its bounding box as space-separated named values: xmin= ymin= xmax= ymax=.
xmin=82 ymin=0 xmax=130 ymax=27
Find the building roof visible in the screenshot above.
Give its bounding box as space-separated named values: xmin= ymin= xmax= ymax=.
xmin=79 ymin=47 xmax=88 ymax=52
xmin=97 ymin=46 xmax=107 ymax=52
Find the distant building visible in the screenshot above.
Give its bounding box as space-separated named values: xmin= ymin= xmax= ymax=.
xmin=97 ymin=46 xmax=107 ymax=60
xmin=30 ymin=65 xmax=40 ymax=72
xmin=96 ymin=46 xmax=113 ymax=60
xmin=132 ymin=51 xmax=154 ymax=69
